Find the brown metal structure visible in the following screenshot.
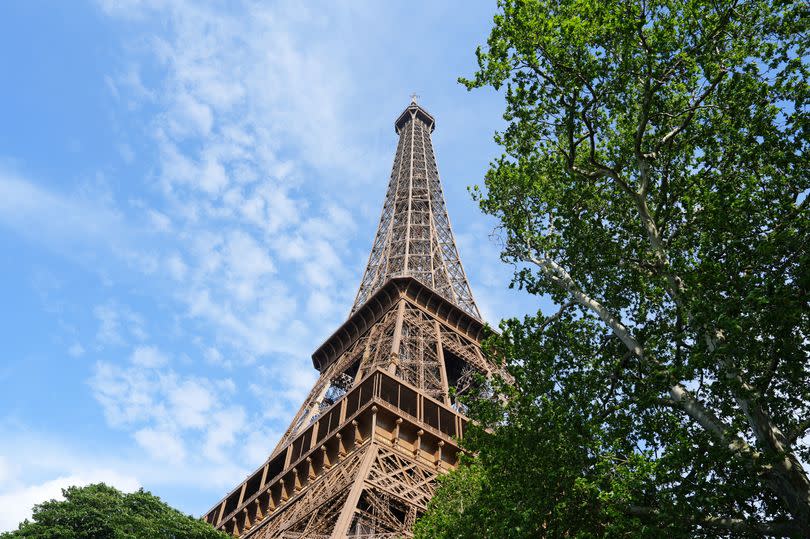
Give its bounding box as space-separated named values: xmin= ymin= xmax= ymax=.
xmin=204 ymin=99 xmax=495 ymax=538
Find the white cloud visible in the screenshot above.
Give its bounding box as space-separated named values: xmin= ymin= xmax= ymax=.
xmin=0 ymin=171 xmax=127 ymax=254
xmin=99 ymin=347 xmax=224 ymax=427
xmin=185 ymin=286 xmax=300 ymax=356
xmin=203 ymin=346 xmax=221 ymax=363
xmin=203 ymin=407 xmax=246 ymax=462
xmin=68 ymin=343 xmax=85 ymax=358
xmin=223 ymin=230 xmax=275 ymax=281
xmin=0 ymin=426 xmax=251 ymax=531
xmin=96 ymin=0 xmax=165 ymax=20
xmin=0 ymin=470 xmax=140 ymax=532
xmin=203 ymin=347 xmax=231 ymax=368
xmin=157 ymin=138 xmax=198 ymax=188
xmin=168 ymin=93 xmax=213 ymax=139
xmin=94 ymin=303 xmax=147 ymax=347
xmin=94 ymin=304 xmax=124 ymax=346
xmin=242 ymin=429 xmax=282 ymax=464
xmin=147 ymin=209 xmax=172 ymax=232
xmin=75 ymin=0 xmax=373 ymax=374
xmin=117 ymin=64 xmax=155 ymax=101
xmin=199 ymin=157 xmax=227 ymax=193
xmin=90 ymin=344 xmax=252 ymax=470
xmin=130 ymin=345 xmax=168 ymax=368
xmin=306 ymin=290 xmax=333 ymax=317
xmin=0 ymin=456 xmax=9 ymax=484
xmin=92 ymin=361 xmax=157 ymax=426
xmin=166 ymin=253 xmax=188 ymax=280
xmin=134 ymin=428 xmax=186 ymax=463
xmin=118 ymin=143 xmax=135 ymax=163
xmin=167 ymin=379 xmax=214 ymax=429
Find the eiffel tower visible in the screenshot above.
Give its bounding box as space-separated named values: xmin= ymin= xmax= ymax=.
xmin=204 ymin=98 xmax=496 ymax=538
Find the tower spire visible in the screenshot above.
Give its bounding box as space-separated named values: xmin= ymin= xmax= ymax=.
xmin=352 ymin=100 xmax=480 ymax=318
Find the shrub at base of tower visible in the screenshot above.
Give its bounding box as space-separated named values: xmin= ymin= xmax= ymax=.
xmin=1 ymin=483 xmax=229 ymax=539
xmin=417 ymin=0 xmax=808 ymax=537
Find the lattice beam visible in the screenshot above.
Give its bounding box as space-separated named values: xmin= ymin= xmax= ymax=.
xmin=352 ymin=99 xmax=480 ymax=319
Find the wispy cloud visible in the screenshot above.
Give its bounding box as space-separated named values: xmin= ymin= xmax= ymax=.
xmin=94 ymin=0 xmax=373 ymax=367
xmin=0 ymin=428 xmax=142 ymax=532
xmin=0 ymin=171 xmax=127 ymax=253
xmin=94 ymin=303 xmax=148 ymax=347
xmin=0 ymin=424 xmax=253 ymax=530
xmin=0 ymin=470 xmax=141 ymax=532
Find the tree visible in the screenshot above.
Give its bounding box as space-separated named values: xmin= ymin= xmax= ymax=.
xmin=1 ymin=483 xmax=228 ymax=539
xmin=417 ymin=0 xmax=809 ymax=536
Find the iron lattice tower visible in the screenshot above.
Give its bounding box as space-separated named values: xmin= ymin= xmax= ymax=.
xmin=205 ymin=100 xmax=496 ymax=538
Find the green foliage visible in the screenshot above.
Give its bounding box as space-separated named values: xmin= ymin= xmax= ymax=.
xmin=418 ymin=0 xmax=808 ymax=536
xmin=412 ymin=459 xmax=486 ymax=538
xmin=416 ymin=318 xmax=668 ymax=538
xmin=1 ymin=483 xmax=228 ymax=539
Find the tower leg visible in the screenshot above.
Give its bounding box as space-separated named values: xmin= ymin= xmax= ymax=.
xmin=329 ymin=445 xmax=378 ymax=538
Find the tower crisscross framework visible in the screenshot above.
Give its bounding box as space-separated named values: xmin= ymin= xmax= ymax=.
xmin=352 ymin=100 xmax=480 ymax=319
xmin=205 ymin=100 xmax=496 ymax=538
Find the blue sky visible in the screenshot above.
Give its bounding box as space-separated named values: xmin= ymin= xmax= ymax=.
xmin=0 ymin=0 xmax=547 ymax=528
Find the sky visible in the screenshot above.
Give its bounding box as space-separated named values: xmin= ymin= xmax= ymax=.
xmin=0 ymin=0 xmax=548 ymax=529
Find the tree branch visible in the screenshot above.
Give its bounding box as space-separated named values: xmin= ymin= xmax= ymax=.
xmin=756 ymin=341 xmax=780 ymax=394
xmin=786 ymin=416 xmax=810 ymax=447
xmin=657 ymin=68 xmax=728 ymax=150
xmin=628 ymin=505 xmax=804 ymax=537
xmin=526 ymin=252 xmax=644 ymax=358
xmin=538 ymin=300 xmax=575 ymax=332
xmin=522 ymin=248 xmax=760 ymax=463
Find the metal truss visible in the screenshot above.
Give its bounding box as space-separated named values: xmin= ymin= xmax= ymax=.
xmin=352 ymin=99 xmax=480 ymax=319
xmin=251 ymin=443 xmax=441 ymax=539
xmin=255 ymin=445 xmax=369 ymax=538
xmin=205 ymin=102 xmax=498 ymax=538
